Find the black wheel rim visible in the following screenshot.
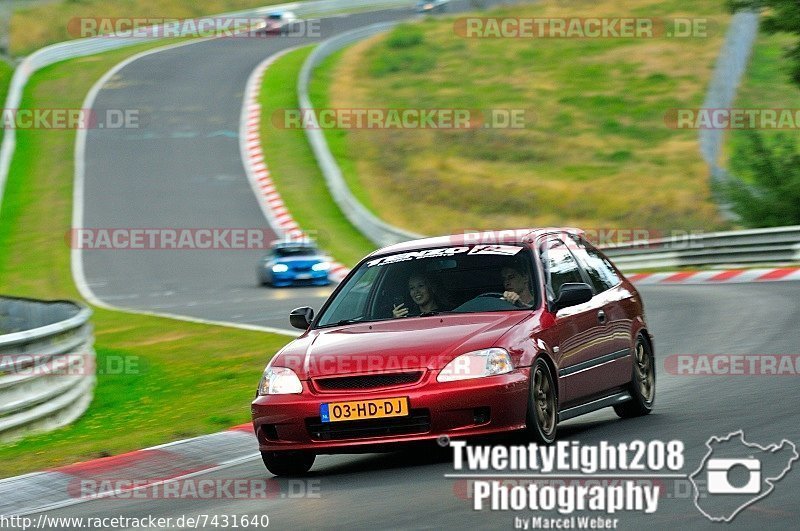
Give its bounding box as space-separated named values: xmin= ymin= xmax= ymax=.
xmin=634 ymin=341 xmax=654 ymax=403
xmin=534 ymin=364 xmax=556 ymax=436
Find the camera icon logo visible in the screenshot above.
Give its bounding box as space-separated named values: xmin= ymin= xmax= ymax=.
xmin=690 ymin=430 xmax=798 ymax=522
xmin=706 ymin=458 xmax=760 ymax=494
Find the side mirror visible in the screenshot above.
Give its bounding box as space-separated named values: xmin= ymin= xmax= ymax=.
xmin=289 ymin=306 xmax=314 ymax=330
xmin=551 ymin=283 xmax=593 ymax=313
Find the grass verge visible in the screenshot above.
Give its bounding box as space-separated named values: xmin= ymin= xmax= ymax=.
xmin=321 ymin=0 xmax=733 ymax=235
xmin=0 ymin=60 xmax=13 ymax=145
xmin=259 ymin=45 xmax=375 ymax=266
xmin=0 ymin=41 xmax=291 ymax=478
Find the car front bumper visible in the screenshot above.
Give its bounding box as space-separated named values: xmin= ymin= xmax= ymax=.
xmin=251 ymin=368 xmax=530 ymax=453
xmin=259 ymin=268 xmax=330 ymax=286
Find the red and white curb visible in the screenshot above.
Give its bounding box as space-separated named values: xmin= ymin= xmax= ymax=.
xmin=0 ymin=425 xmax=256 ymax=516
xmin=627 ymin=267 xmax=800 ymax=285
xmin=239 ymin=48 xmax=349 ymax=283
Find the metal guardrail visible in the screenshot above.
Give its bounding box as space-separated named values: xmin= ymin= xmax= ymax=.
xmin=0 ymin=296 xmax=95 ymax=443
xmin=698 ymin=10 xmax=759 ymax=220
xmin=600 ymin=226 xmax=800 ymax=270
xmin=298 ymin=22 xmax=424 ymax=248
xmin=0 ymin=0 xmax=415 ymax=217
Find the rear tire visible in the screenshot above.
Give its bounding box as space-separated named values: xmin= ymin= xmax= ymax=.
xmin=261 ymin=451 xmax=315 ymax=476
xmin=614 ymin=334 xmax=655 ymax=418
xmin=525 ymin=358 xmax=558 ymax=444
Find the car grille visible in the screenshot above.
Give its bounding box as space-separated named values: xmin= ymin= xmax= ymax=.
xmin=306 ymin=409 xmax=431 ymax=441
xmin=314 ymin=372 xmax=423 ymax=392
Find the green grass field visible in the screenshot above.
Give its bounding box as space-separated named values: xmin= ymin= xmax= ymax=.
xmin=322 ymin=0 xmax=733 ymax=236
xmin=726 ymin=30 xmax=800 ymax=177
xmin=0 ymin=42 xmax=291 ymax=478
xmin=259 ymin=46 xmax=375 ymax=266
xmin=0 ymin=61 xmax=13 ymax=144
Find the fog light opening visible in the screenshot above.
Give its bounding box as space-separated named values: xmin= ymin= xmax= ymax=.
xmin=473 ymin=407 xmax=490 ymax=424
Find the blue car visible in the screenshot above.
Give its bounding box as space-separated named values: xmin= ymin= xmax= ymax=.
xmin=257 ymin=241 xmax=331 ymax=287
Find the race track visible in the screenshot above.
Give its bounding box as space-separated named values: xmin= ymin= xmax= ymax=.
xmin=35 ymin=282 xmax=800 ymax=529
xmin=77 ymin=1 xmax=498 ymax=331
xmin=67 ymin=2 xmax=800 ymax=529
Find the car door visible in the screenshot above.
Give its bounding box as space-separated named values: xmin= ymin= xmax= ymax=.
xmin=539 ymin=237 xmax=617 ymax=405
xmin=567 ymin=235 xmax=635 ymax=391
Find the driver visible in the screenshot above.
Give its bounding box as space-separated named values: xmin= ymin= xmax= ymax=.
xmin=501 ymin=265 xmax=534 ymax=307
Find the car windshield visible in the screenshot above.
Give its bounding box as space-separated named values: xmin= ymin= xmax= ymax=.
xmin=316 ymin=244 xmax=538 ymax=327
xmin=274 ymin=246 xmax=318 ymax=258
xmin=267 ymin=14 xmax=283 ymax=20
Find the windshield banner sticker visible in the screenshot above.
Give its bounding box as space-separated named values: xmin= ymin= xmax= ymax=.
xmin=367 ymin=245 xmax=522 ymax=267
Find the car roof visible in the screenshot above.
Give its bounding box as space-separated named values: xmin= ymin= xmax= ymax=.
xmin=368 ymin=227 xmax=584 ymax=257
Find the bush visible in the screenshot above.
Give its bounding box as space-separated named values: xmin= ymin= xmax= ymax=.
xmin=723 ymin=130 xmax=800 ymax=226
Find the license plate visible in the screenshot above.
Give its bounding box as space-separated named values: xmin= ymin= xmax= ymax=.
xmin=295 ymin=273 xmax=311 ymax=279
xmin=320 ymin=397 xmax=408 ymax=423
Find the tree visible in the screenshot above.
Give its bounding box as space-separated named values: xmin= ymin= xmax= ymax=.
xmin=723 ymin=130 xmax=800 ymax=226
xmin=728 ymin=0 xmax=800 ymax=86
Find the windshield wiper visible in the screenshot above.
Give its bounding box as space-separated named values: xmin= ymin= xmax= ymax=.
xmin=335 ymin=318 xmax=363 ymax=326
xmin=418 ymin=310 xmax=459 ymax=317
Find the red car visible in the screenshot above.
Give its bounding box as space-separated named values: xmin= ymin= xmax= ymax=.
xmin=251 ymin=229 xmax=655 ymax=476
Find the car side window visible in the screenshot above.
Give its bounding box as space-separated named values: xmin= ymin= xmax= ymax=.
xmin=540 ymin=238 xmax=584 ymax=301
xmin=567 ymin=235 xmax=621 ymax=292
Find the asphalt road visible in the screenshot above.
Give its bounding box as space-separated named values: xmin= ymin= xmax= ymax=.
xmin=33 ymin=282 xmax=800 ymax=530
xmin=71 ymin=2 xmax=800 ymax=529
xmin=78 ymin=1 xmax=505 ymax=331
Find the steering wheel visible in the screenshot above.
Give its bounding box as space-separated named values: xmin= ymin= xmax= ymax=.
xmin=475 ymin=292 xmax=505 ymax=299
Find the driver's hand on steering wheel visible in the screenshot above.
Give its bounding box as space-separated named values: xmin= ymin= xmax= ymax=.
xmin=502 ymin=291 xmax=521 ymax=305
xmin=392 ymin=303 xmax=409 ymax=318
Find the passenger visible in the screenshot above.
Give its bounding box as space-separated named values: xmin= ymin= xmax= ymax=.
xmin=501 ymin=265 xmax=535 ymax=307
xmin=392 ymin=273 xmax=448 ymax=317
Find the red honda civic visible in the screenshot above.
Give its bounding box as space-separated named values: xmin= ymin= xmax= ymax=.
xmin=251 ymin=229 xmax=655 ymax=476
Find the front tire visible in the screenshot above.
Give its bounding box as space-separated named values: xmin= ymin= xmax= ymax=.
xmin=614 ymin=334 xmax=655 ymax=418
xmin=261 ymin=451 xmax=315 ymax=476
xmin=525 ymin=358 xmax=558 ymax=444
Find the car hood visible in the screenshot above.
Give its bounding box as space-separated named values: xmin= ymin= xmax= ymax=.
xmin=273 ymin=313 xmax=529 ymax=379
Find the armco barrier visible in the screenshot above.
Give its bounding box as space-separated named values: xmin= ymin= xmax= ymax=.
xmin=0 ymin=296 xmax=95 ymax=443
xmin=601 ymin=225 xmax=800 ymax=271
xmin=698 ymin=10 xmax=759 ymax=220
xmin=0 ymin=0 xmax=415 ymax=217
xmin=298 ymin=22 xmax=425 ymax=248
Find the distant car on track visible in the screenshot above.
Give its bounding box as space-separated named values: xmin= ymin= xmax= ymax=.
xmin=257 ymin=241 xmax=331 ymax=287
xmin=257 ymin=11 xmax=300 ymax=34
xmin=251 ymin=229 xmax=655 ymax=476
xmin=415 ymin=0 xmax=449 ymax=13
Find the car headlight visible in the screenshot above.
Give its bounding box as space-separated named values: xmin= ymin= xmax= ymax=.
xmin=311 ymin=262 xmax=330 ymax=272
xmin=272 ymin=264 xmax=289 ymax=273
xmin=258 ymin=366 xmax=303 ymax=395
xmin=437 ymin=348 xmax=513 ymax=382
